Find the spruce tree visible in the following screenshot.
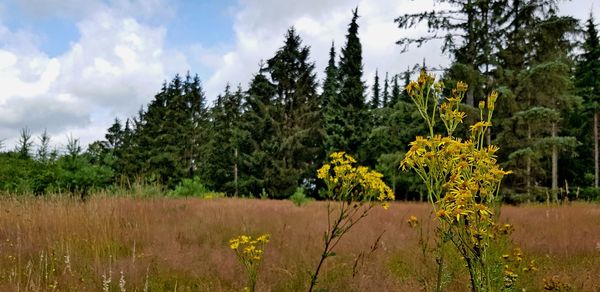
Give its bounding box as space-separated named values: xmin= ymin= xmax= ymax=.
xmin=496 ymin=9 xmax=578 ymax=197
xmin=240 ymin=70 xmax=277 ymax=197
xmin=15 ymin=128 xmax=33 ymax=159
xmin=396 ymin=0 xmax=506 ymax=106
xmin=371 ymin=69 xmax=381 ymax=109
xmin=322 ymin=43 xmax=340 ymax=153
xmin=265 ymin=28 xmax=323 ymax=197
xmin=37 ymin=130 xmax=51 ymax=162
xmin=575 ymin=13 xmax=600 ymax=188
xmin=328 ymin=8 xmax=368 ymax=156
xmin=204 ymin=84 xmax=244 ymax=195
xmin=382 ymin=72 xmax=390 ymax=107
xmin=390 ymin=74 xmax=400 ymax=107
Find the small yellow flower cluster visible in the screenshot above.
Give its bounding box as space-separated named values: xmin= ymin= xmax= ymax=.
xmin=543 ymin=276 xmax=572 ymax=291
xmin=318 ymin=152 xmax=395 ymax=209
xmin=407 ymin=215 xmax=419 ymax=229
xmin=229 ymin=233 xmax=270 ymax=291
xmin=229 ymin=234 xmax=270 ymax=261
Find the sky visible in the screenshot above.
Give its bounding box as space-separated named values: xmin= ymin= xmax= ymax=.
xmin=0 ymin=0 xmax=597 ymax=151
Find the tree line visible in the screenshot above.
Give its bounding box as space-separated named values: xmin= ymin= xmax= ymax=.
xmin=2 ymin=2 xmax=600 ymax=202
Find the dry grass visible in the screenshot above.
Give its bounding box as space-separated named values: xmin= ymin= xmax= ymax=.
xmin=0 ymin=196 xmax=597 ymax=291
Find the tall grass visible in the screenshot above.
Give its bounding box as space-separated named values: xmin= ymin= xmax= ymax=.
xmin=0 ymin=196 xmax=597 ymax=290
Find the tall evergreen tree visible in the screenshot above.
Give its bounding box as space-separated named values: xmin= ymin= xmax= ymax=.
xmin=575 ymin=13 xmax=600 ymax=188
xmin=37 ymin=130 xmax=51 ymax=162
xmin=205 ymin=84 xmax=244 ymax=195
xmin=266 ymin=28 xmax=323 ymax=197
xmin=327 ymin=8 xmax=368 ymax=156
xmin=396 ymin=0 xmax=506 ymax=106
xmin=390 ymin=74 xmax=401 ymax=107
xmin=371 ymin=69 xmax=381 ymax=109
xmin=382 ymin=72 xmax=390 ymax=107
xmin=15 ymin=128 xmax=33 ymax=159
xmin=496 ymin=8 xmax=578 ymax=197
xmin=240 ymin=69 xmax=277 ymax=197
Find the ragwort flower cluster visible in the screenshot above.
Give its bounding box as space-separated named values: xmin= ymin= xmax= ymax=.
xmin=401 ymin=70 xmax=515 ymax=291
xmin=309 ymin=152 xmax=394 ymax=291
xmin=229 ymin=234 xmax=270 ymax=292
xmin=317 ymin=151 xmax=395 ymax=209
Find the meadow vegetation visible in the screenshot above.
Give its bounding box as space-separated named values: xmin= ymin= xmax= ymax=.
xmin=0 ymin=196 xmax=597 ymax=291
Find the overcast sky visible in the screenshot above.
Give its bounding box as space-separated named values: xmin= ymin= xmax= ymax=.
xmin=0 ymin=0 xmax=597 ymax=150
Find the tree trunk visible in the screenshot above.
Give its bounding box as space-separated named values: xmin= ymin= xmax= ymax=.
xmin=234 ymin=147 xmax=239 ymax=197
xmin=595 ymin=110 xmax=598 ymax=188
xmin=552 ymin=122 xmax=558 ymax=199
xmin=526 ymin=125 xmax=531 ymax=189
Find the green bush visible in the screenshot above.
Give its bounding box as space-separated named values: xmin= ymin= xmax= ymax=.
xmin=579 ymin=187 xmax=600 ymax=201
xmin=169 ymin=177 xmax=212 ymax=198
xmin=289 ymin=187 xmax=311 ymax=206
xmin=259 ymin=188 xmax=269 ymax=200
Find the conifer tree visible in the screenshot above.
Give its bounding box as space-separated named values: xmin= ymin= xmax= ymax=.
xmin=15 ymin=128 xmax=33 ymax=159
xmin=390 ymin=74 xmax=401 ymax=107
xmin=322 ymin=43 xmax=340 ymax=154
xmin=37 ymin=130 xmax=51 ymax=162
xmin=496 ymin=9 xmax=578 ymax=197
xmin=395 ymin=0 xmax=506 ymax=106
xmin=382 ymin=72 xmax=390 ymax=107
xmin=205 ymin=84 xmax=244 ymax=195
xmin=371 ymin=69 xmax=381 ymax=109
xmin=240 ymin=70 xmax=277 ymax=197
xmin=575 ymin=13 xmax=600 ymax=188
xmin=328 ymin=8 xmax=368 ymax=156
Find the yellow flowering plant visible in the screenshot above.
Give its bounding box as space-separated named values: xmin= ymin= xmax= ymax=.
xmin=401 ymin=70 xmax=520 ymax=291
xmin=229 ymin=234 xmax=270 ymax=292
xmin=309 ymin=152 xmax=394 ymax=292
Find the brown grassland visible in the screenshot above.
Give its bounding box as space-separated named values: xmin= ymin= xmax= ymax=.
xmin=0 ymin=196 xmax=598 ymax=291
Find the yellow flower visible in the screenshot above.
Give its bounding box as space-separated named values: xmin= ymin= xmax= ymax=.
xmin=407 ymin=215 xmax=419 ymax=228
xmin=456 ymin=81 xmax=468 ymax=92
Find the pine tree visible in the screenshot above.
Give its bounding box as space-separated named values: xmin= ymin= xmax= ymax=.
xmin=382 ymin=72 xmax=390 ymax=107
xmin=266 ymin=28 xmax=323 ymax=197
xmin=575 ymin=13 xmax=600 ymax=188
xmin=321 ymin=42 xmax=339 ymax=111
xmin=15 ymin=128 xmax=33 ymax=159
xmin=328 ymin=8 xmax=368 ymax=156
xmin=37 ymin=130 xmax=51 ymax=162
xmin=496 ymin=8 xmax=578 ymax=197
xmin=396 ymin=0 xmax=506 ymax=106
xmin=322 ymin=43 xmax=340 ymax=153
xmin=204 ymin=84 xmax=244 ymax=195
xmin=240 ymin=70 xmax=277 ymax=197
xmin=371 ymin=69 xmax=381 ymax=109
xmin=390 ymin=74 xmax=401 ymax=107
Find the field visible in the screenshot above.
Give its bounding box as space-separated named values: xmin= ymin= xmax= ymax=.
xmin=0 ymin=196 xmax=598 ymax=291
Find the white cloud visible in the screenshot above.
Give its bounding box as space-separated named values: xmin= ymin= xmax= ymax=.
xmin=2 ymin=0 xmax=598 ymax=151
xmin=0 ymin=3 xmax=189 ymax=150
xmin=201 ymin=0 xmax=450 ymax=101
xmin=200 ymin=0 xmax=599 ymax=103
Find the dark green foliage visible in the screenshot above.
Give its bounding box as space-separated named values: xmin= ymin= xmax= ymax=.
xmin=169 ymin=177 xmax=212 ymax=197
xmin=15 ymin=128 xmax=34 ymax=159
xmin=325 ymin=8 xmax=369 ymax=157
xmin=0 ymin=133 xmax=112 ymax=197
xmin=240 ymin=28 xmax=323 ymax=198
xmin=572 ymin=14 xmax=600 ymax=188
xmin=390 ymin=74 xmax=400 ymax=107
xmin=371 ymin=69 xmax=380 ymax=109
xmin=203 ymin=85 xmax=244 ymax=195
xmin=3 ymin=2 xmax=599 ymax=203
xmin=112 ymin=73 xmax=210 ymax=187
xmin=382 ymin=72 xmax=390 ymax=107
